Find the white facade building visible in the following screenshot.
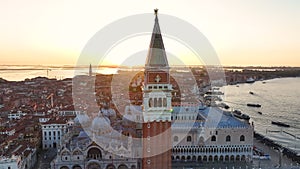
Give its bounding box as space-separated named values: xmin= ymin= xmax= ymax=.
xmin=41 ymin=120 xmax=68 ymax=149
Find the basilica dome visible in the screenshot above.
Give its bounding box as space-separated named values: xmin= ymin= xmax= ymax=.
xmin=91 ymin=115 xmax=112 ymax=135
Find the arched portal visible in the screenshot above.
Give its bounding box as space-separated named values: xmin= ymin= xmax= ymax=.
xmin=87 ymin=162 xmax=101 ymax=169
xmin=230 ymin=155 xmax=235 ymax=161
xmin=106 ymin=164 xmax=116 ymax=169
xmin=118 ymin=164 xmax=129 ymax=169
xmin=241 ymin=155 xmax=246 ymax=161
xmin=203 ymin=156 xmax=207 ymax=162
xmin=208 ymin=155 xmax=213 ymax=162
xmin=236 ymin=155 xmax=240 ymax=161
xmin=72 ymin=165 xmax=82 ymax=169
xmin=225 ymin=155 xmax=229 ymax=161
xmin=219 ymin=155 xmax=224 ymax=161
xmin=197 ymin=156 xmax=202 ymax=161
xmin=60 ymin=167 xmax=69 ymax=169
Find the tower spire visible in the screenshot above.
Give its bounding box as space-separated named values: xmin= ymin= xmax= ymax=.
xmin=145 ymin=8 xmax=168 ymax=68
xmin=89 ymin=63 xmax=92 ymax=77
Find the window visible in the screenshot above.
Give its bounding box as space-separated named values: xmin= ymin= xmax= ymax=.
xmin=158 ymin=98 xmax=162 ymax=107
xmin=215 ymin=131 xmax=218 ymax=135
xmin=240 ymin=135 xmax=245 ymax=142
xmin=149 ymin=98 xmax=153 ymax=107
xmin=226 ymin=135 xmax=231 ymax=142
xmin=163 ymin=98 xmax=167 ymax=106
xmin=211 ymin=135 xmax=216 ymax=142
xmin=187 ymin=136 xmax=192 ymax=142
xmin=154 ymin=98 xmax=157 ymax=107
xmin=174 ymin=136 xmax=178 ymax=142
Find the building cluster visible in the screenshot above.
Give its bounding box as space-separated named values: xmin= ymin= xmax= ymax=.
xmin=0 ymin=114 xmax=39 ymax=169
xmin=0 ymin=77 xmax=75 ymax=169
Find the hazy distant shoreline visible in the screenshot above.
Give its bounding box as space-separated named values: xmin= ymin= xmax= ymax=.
xmin=0 ymin=65 xmax=300 ymax=82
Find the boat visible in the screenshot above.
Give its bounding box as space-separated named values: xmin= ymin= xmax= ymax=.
xmin=218 ymin=103 xmax=230 ymax=109
xmin=253 ymin=155 xmax=271 ymax=160
xmin=246 ymin=77 xmax=255 ymax=83
xmin=257 ymin=111 xmax=262 ymax=115
xmin=249 ymin=91 xmax=254 ymax=95
xmin=233 ymin=110 xmax=250 ymax=120
xmin=204 ymin=95 xmax=222 ymax=101
xmin=271 ymin=121 xmax=290 ymax=127
xmin=205 ymin=90 xmax=224 ymax=95
xmin=247 ymin=103 xmax=261 ymax=107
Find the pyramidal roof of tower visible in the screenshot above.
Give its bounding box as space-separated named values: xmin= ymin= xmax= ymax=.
xmin=145 ymin=9 xmax=169 ymax=68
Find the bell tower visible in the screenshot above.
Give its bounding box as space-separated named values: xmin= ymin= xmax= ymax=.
xmin=142 ymin=9 xmax=172 ymax=169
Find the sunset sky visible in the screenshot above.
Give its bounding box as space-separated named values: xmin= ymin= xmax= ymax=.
xmin=0 ymin=0 xmax=299 ymax=67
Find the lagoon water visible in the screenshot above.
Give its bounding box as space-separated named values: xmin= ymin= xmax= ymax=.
xmin=220 ymin=77 xmax=300 ymax=153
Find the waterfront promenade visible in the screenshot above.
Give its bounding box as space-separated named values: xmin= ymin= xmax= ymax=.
xmin=252 ymin=138 xmax=298 ymax=169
